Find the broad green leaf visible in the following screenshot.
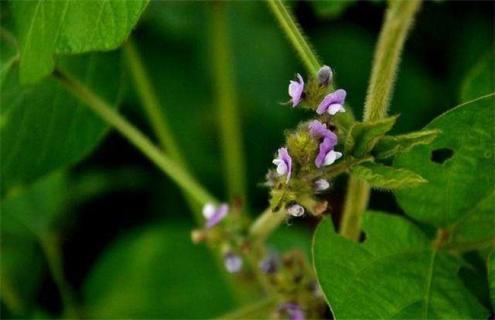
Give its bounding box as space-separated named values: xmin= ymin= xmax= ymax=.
xmin=394 ymin=94 xmax=495 ymax=227
xmin=84 ymin=222 xmax=237 ymax=318
xmin=313 ymin=212 xmax=489 ymax=319
xmin=460 ymin=52 xmax=494 ymax=102
xmin=374 ymin=129 xmax=441 ymax=159
xmin=351 ymin=162 xmax=426 ymax=189
xmin=311 ymin=0 xmax=356 ymax=19
xmin=345 ymin=115 xmax=398 ymax=157
xmin=10 ymin=0 xmax=148 ymax=84
xmin=1 ymin=51 xmax=123 ymax=192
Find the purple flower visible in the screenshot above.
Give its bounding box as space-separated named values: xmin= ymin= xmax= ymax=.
xmin=308 ymin=120 xmax=337 ymax=143
xmin=316 ymin=89 xmax=347 ymax=115
xmin=278 ymin=303 xmax=305 ymax=320
xmin=317 ymin=65 xmax=332 ymax=86
xmin=288 ymin=73 xmax=304 ymax=107
xmin=272 ymin=147 xmax=292 ymax=183
xmin=315 ymin=137 xmax=338 ymax=168
xmin=224 ymin=252 xmax=243 ymax=273
xmin=314 ymin=179 xmax=330 ymax=192
xmin=287 ymin=203 xmax=305 ymax=217
xmin=202 ymin=203 xmax=229 ymax=228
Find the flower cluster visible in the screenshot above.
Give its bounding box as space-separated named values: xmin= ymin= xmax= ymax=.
xmin=271 ymin=65 xmax=347 ymax=217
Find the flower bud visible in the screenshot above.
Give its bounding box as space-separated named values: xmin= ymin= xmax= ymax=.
xmin=317 ymin=65 xmax=332 ymax=87
xmin=287 ymin=203 xmax=305 ymax=217
xmin=314 ymin=179 xmax=330 ymax=192
xmin=224 ymin=252 xmax=243 ymax=273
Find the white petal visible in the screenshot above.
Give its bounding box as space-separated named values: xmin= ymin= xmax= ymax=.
xmin=323 ymin=150 xmax=342 ymax=166
xmin=327 ymin=104 xmax=344 ymax=115
xmin=273 ymin=159 xmax=287 ymax=175
xmin=315 ymin=179 xmax=330 ymax=191
xmin=287 ymin=204 xmax=305 ymax=217
xmin=288 ymin=81 xmax=298 ymax=96
xmin=202 ymin=203 xmax=216 ymax=219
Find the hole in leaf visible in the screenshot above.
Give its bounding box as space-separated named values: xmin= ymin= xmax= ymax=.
xmin=431 ymin=148 xmax=454 ymax=164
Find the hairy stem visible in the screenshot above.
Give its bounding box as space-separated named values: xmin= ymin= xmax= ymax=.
xmin=249 ymin=208 xmax=285 ymax=242
xmin=267 ymin=0 xmax=320 ymax=75
xmin=55 ymin=69 xmax=215 ymax=205
xmin=340 ymin=0 xmax=422 ymax=241
xmin=209 ymin=3 xmax=247 ymax=201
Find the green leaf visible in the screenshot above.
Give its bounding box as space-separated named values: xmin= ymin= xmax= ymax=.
xmin=10 ymin=0 xmax=148 ymax=84
xmin=311 ymin=0 xmax=356 ymax=19
xmin=313 ymin=212 xmax=489 ymax=319
xmin=460 ymin=52 xmax=494 ymax=102
xmin=1 ymin=51 xmax=123 ymax=192
xmin=345 ymin=115 xmax=398 ymax=157
xmin=351 ymin=162 xmax=426 ymax=189
xmin=394 ymin=94 xmax=495 ymax=227
xmin=83 ymin=222 xmax=237 ymax=318
xmin=1 ymin=171 xmax=68 ymax=316
xmin=374 ymin=129 xmax=441 ymax=159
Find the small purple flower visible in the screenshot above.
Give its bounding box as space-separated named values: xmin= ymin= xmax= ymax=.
xmin=288 ymin=73 xmax=304 ymax=107
xmin=287 ymin=203 xmax=305 ymax=217
xmin=316 ymin=89 xmax=347 ymax=115
xmin=277 ymin=303 xmax=305 ymax=320
xmin=224 ymin=252 xmax=243 ymax=273
xmin=272 ymin=147 xmax=292 ymax=183
xmin=202 ymin=203 xmax=229 ymax=228
xmin=315 ymin=137 xmax=340 ymax=168
xmin=308 ymin=120 xmax=337 ymax=143
xmin=317 ymin=65 xmax=332 ymax=86
xmin=314 ymin=179 xmax=330 ymax=192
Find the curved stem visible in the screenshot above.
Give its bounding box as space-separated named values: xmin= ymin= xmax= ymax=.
xmin=340 ymin=0 xmax=422 ymax=241
xmin=55 ymin=69 xmax=216 ymax=205
xmin=209 ymin=3 xmax=247 ymax=201
xmin=267 ymin=0 xmax=320 ymax=75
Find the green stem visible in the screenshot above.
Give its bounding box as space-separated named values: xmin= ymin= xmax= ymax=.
xmin=249 ymin=208 xmax=285 ymax=242
xmin=39 ymin=232 xmax=79 ymax=319
xmin=340 ymin=0 xmax=422 ymax=241
xmin=267 ymin=0 xmax=320 ymax=75
xmin=123 ymin=40 xmax=184 ymax=164
xmin=55 ymin=69 xmax=215 ymax=205
xmin=123 ymin=39 xmax=202 ymax=220
xmin=209 ymin=3 xmax=247 ymax=201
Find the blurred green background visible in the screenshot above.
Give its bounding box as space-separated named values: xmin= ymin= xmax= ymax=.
xmin=1 ymin=1 xmax=493 ymax=318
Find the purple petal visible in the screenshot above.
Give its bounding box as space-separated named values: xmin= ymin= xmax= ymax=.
xmin=316 ymin=89 xmax=347 ymax=114
xmin=315 ymin=137 xmax=337 ymax=168
xmin=274 ymin=147 xmax=292 ymax=183
xmin=288 ymin=73 xmax=304 ymax=107
xmin=278 ymin=303 xmax=305 ymax=320
xmin=206 ymin=204 xmax=229 ymax=228
xmin=308 ymin=120 xmax=338 ymax=143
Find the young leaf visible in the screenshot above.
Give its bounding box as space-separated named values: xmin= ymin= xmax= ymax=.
xmin=10 ymin=0 xmax=148 ymax=84
xmin=345 ymin=115 xmax=398 ymax=157
xmin=1 ymin=52 xmax=123 ymax=192
xmin=460 ymin=52 xmax=494 ymax=102
xmin=83 ymin=222 xmax=237 ymax=318
xmin=374 ymin=129 xmax=441 ymax=159
xmin=351 ymin=162 xmax=426 ymax=189
xmin=394 ymin=94 xmax=495 ymax=227
xmin=313 ymin=213 xmax=489 ymax=319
